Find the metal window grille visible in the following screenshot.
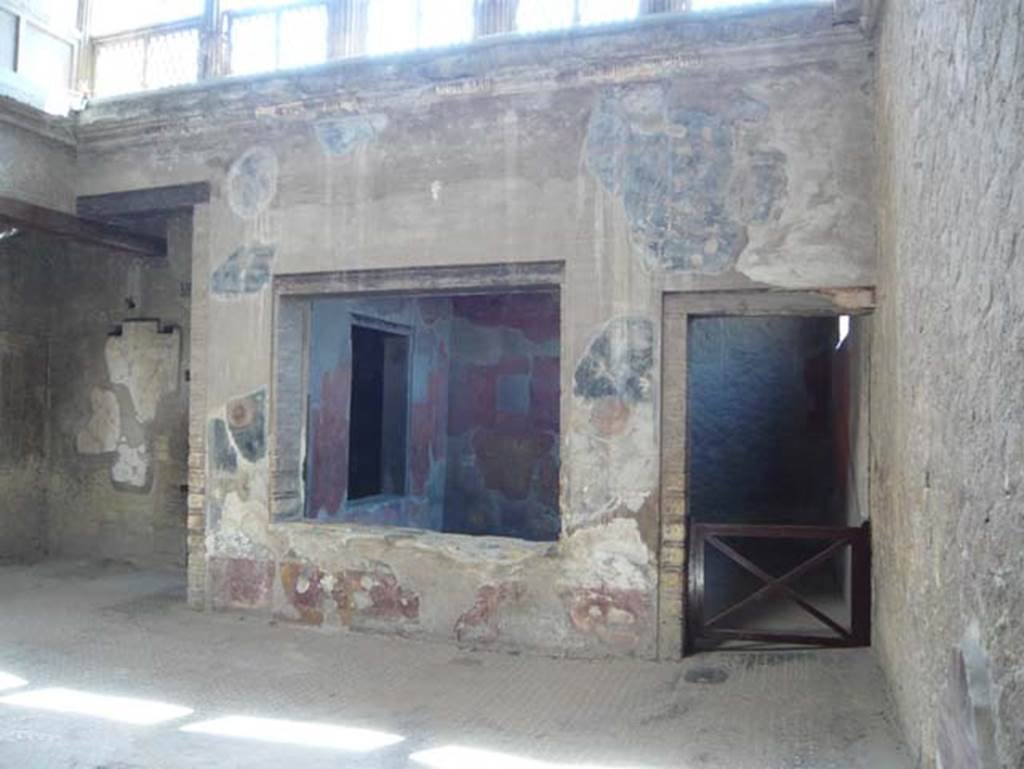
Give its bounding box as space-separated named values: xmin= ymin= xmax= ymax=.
xmin=93 ymin=22 xmax=200 ymax=97
xmin=84 ymin=0 xmax=819 ymax=97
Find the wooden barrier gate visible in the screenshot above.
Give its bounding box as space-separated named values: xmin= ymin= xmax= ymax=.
xmin=687 ymin=522 xmax=871 ymax=649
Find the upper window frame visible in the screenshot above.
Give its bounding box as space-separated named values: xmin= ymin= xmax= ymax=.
xmin=79 ymin=0 xmax=721 ymax=99
xmin=0 ymin=0 xmax=80 ymax=98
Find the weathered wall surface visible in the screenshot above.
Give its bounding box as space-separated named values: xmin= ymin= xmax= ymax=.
xmin=72 ymin=5 xmax=875 ymax=657
xmin=0 ymin=114 xmax=75 ymax=210
xmin=0 ymin=237 xmax=49 ymax=558
xmin=0 ymin=117 xmax=70 ymax=559
xmin=445 ymin=292 xmax=560 ymax=541
xmin=872 ymin=0 xmax=1023 ymax=766
xmin=0 ymin=111 xmax=191 ymax=567
xmin=45 ymin=219 xmax=191 ymax=569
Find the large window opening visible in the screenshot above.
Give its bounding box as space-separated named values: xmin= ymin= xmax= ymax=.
xmin=291 ymin=289 xmax=561 ymax=542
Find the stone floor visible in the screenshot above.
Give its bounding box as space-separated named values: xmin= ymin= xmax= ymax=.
xmin=0 ymin=560 xmax=911 ymax=769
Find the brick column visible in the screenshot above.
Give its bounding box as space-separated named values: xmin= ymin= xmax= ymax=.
xmin=639 ymin=0 xmax=691 ymax=14
xmin=186 ymin=203 xmax=211 ymax=610
xmin=657 ymin=296 xmax=689 ymax=660
xmin=474 ymin=0 xmax=519 ymax=38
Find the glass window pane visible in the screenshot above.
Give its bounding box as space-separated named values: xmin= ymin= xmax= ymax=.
xmin=279 ymin=5 xmax=328 ymax=70
xmin=94 ymin=37 xmax=145 ymax=97
xmin=29 ymin=0 xmax=79 ymax=30
xmin=366 ymin=0 xmax=418 ymax=55
xmin=146 ymin=28 xmax=200 ymax=89
xmin=221 ymin=0 xmax=301 ymax=9
xmin=517 ymin=0 xmax=574 ymax=33
xmin=579 ymin=0 xmax=638 ymax=25
xmin=417 ymin=0 xmax=473 ymax=49
xmin=90 ymin=0 xmax=204 ymax=36
xmin=18 ymin=23 xmax=72 ymax=93
xmin=230 ymin=12 xmax=277 ymax=75
xmin=0 ymin=9 xmax=15 ymax=72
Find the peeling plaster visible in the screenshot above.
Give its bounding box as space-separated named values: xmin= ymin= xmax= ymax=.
xmin=561 ymin=517 xmax=653 ymax=592
xmin=211 ymin=244 xmax=275 ymax=296
xmin=568 ymin=318 xmax=658 ymax=529
xmin=76 ymin=387 xmax=120 ymax=454
xmin=111 ymin=441 xmax=149 ymax=489
xmin=585 ymin=88 xmax=788 ymax=274
xmin=455 ymin=582 xmax=525 ymax=644
xmin=315 ymin=114 xmax=387 ymax=156
xmin=105 ymin=321 xmax=180 ymax=424
xmin=227 ymin=146 xmax=279 ymax=219
xmin=226 ymin=389 xmax=267 ymax=463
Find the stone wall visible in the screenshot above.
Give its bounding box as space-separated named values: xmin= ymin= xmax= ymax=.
xmin=0 ymin=239 xmax=49 ymax=558
xmin=0 ymin=118 xmax=70 ymax=559
xmin=66 ymin=4 xmax=874 ymax=657
xmin=872 ymin=0 xmax=1023 ymax=766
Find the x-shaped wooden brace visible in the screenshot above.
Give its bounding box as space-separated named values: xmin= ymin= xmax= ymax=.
xmin=704 ymin=535 xmax=852 ymax=641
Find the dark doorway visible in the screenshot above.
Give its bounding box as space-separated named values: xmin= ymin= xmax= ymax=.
xmin=686 ymin=315 xmax=869 ymax=650
xmin=347 ymin=324 xmax=410 ymax=500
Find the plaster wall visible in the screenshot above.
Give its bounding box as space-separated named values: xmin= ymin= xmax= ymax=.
xmin=0 ymin=116 xmax=74 ymax=210
xmin=45 ymin=219 xmax=191 ymax=569
xmin=0 ymin=116 xmax=191 ymax=567
xmin=0 ymin=119 xmax=68 ymax=559
xmin=872 ymin=0 xmax=1023 ymax=765
xmin=69 ymin=5 xmax=876 ymax=657
xmin=0 ymin=311 xmax=48 ymax=558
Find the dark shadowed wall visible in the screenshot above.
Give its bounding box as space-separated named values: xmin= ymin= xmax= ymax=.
xmin=444 ymin=292 xmax=561 ymax=541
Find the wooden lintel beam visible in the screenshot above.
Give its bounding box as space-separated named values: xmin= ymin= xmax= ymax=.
xmin=77 ymin=182 xmax=211 ymax=219
xmin=0 ymin=196 xmax=166 ymax=257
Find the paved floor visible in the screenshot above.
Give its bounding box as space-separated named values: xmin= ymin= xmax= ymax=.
xmin=0 ymin=560 xmax=911 ymax=769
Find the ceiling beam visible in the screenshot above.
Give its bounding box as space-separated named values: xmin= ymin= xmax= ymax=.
xmin=77 ymin=182 xmax=210 ymax=220
xmin=0 ymin=196 xmax=167 ymax=257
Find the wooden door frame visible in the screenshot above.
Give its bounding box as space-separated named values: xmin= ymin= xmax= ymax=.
xmin=656 ymin=289 xmax=874 ymax=659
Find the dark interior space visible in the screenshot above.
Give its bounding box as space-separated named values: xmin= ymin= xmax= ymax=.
xmin=347 ymin=324 xmax=409 ymax=500
xmin=688 ymin=315 xmax=853 ymax=645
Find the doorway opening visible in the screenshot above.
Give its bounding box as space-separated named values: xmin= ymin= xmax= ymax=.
xmin=686 ymin=314 xmax=869 ymax=651
xmin=347 ymin=322 xmax=411 ymax=501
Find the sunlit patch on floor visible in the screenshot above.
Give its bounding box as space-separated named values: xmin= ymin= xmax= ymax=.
xmin=180 ymin=715 xmax=404 ymax=752
xmin=411 ymin=745 xmax=663 ymax=769
xmin=0 ymin=672 xmax=28 ymax=691
xmin=0 ymin=688 xmax=193 ymax=725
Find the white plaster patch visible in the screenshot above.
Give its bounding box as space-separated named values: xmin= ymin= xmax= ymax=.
xmin=566 ymin=400 xmax=658 ymax=528
xmin=112 ymin=441 xmax=149 ymax=488
xmin=105 ymin=321 xmax=180 ymax=424
xmin=430 ymin=180 xmax=443 ymax=202
xmin=76 ymin=387 xmax=120 ymax=454
xmin=561 ymin=518 xmax=653 ymax=591
xmin=212 ymin=487 xmax=274 ymax=557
